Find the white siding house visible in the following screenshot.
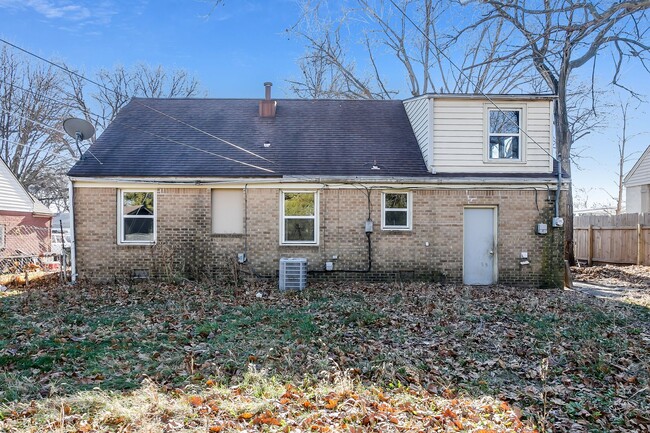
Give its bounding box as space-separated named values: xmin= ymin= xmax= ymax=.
xmin=0 ymin=158 xmax=53 ymax=258
xmin=403 ymin=94 xmax=555 ymax=174
xmin=0 ymin=157 xmax=37 ymax=213
xmin=624 ymin=144 xmax=650 ymax=213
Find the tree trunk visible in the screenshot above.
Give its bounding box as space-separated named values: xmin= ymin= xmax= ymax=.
xmin=554 ymin=76 xmax=576 ymax=264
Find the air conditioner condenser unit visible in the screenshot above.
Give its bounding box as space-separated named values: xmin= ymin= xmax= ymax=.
xmin=279 ymin=258 xmax=307 ymax=291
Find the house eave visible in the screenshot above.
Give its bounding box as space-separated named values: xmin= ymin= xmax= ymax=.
xmin=404 ymin=93 xmax=558 ymax=103
xmin=69 ymin=174 xmax=567 ymax=188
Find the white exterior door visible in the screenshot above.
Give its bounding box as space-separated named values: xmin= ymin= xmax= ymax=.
xmin=463 ymin=207 xmax=497 ymax=285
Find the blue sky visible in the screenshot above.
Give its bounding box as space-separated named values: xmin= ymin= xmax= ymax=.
xmin=1 ymin=0 xmax=648 ymax=208
xmin=0 ymin=0 xmax=305 ymax=97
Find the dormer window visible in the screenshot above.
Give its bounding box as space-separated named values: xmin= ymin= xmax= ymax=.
xmin=488 ymin=109 xmax=521 ymax=160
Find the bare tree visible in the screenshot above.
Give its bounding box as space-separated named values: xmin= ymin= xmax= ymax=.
xmin=609 ymin=101 xmax=645 ymax=214
xmin=459 ymin=0 xmax=650 ymax=262
xmin=0 ymin=47 xmax=74 ymax=210
xmin=66 ymin=63 xmax=203 ymax=136
xmin=290 ymin=0 xmax=532 ymax=99
xmin=292 ymin=1 xmax=650 ymax=262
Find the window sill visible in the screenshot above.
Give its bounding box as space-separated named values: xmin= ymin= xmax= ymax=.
xmin=484 ymin=159 xmax=527 ymax=164
xmin=117 ymin=242 xmax=156 ymax=247
xmin=211 ymin=233 xmax=245 ymax=238
xmin=381 ymin=228 xmax=413 ymax=233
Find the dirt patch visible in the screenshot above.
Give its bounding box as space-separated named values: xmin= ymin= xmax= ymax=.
xmin=571 ymin=264 xmax=650 ymax=307
xmin=572 ymin=264 xmax=650 ymax=288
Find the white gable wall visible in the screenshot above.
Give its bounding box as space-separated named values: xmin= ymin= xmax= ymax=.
xmin=0 ymin=158 xmax=34 ymax=213
xmin=403 ymin=96 xmax=431 ymax=169
xmin=624 ymin=145 xmax=650 ymax=187
xmin=624 ymin=145 xmax=650 ymax=213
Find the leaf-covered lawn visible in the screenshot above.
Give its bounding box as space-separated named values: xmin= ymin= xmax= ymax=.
xmin=0 ymin=281 xmax=648 ymax=432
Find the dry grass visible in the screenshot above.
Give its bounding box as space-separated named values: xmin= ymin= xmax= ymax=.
xmin=0 ymin=280 xmax=648 ymax=432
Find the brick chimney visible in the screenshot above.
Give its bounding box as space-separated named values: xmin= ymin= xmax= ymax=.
xmin=259 ymin=82 xmax=277 ymax=118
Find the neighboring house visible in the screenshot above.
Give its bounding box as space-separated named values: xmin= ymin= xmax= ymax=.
xmin=624 ymin=144 xmax=650 ymax=213
xmin=0 ymin=157 xmax=53 ymax=260
xmin=68 ymin=84 xmax=567 ymax=287
xmin=52 ymin=213 xmax=71 ymax=255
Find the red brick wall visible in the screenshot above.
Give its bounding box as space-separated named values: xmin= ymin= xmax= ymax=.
xmin=73 ymin=186 xmax=563 ymax=286
xmin=0 ymin=211 xmax=52 ymax=258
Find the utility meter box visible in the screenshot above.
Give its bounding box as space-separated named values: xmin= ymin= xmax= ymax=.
xmin=536 ymin=223 xmax=548 ymax=235
xmin=552 ymin=217 xmax=565 ymax=228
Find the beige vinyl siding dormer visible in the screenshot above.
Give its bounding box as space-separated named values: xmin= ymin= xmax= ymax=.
xmin=404 ymin=95 xmax=555 ymax=174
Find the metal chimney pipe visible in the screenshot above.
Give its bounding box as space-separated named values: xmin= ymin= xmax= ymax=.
xmin=260 ymin=82 xmax=277 ymax=117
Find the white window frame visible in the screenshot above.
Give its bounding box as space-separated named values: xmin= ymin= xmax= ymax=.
xmin=280 ymin=190 xmax=319 ymax=245
xmin=381 ymin=191 xmax=412 ymax=230
xmin=117 ymin=190 xmax=157 ymax=245
xmin=0 ymin=224 xmax=5 ymax=249
xmin=485 ymin=106 xmax=526 ymax=163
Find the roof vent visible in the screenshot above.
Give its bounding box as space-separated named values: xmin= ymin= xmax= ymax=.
xmin=259 ymin=82 xmax=277 ymax=118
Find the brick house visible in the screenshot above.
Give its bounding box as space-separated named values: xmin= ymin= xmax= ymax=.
xmin=0 ymin=157 xmax=53 ymax=261
xmin=68 ymin=84 xmax=567 ymax=287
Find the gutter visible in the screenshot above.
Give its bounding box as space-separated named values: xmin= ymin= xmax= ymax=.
xmin=69 ymin=175 xmax=569 ymax=187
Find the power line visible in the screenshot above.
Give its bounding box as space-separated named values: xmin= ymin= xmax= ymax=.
xmin=0 ymin=137 xmax=74 ymax=164
xmin=0 ymin=38 xmax=274 ymax=168
xmin=0 ymin=78 xmax=111 ymax=125
xmin=387 ymin=0 xmax=559 ymax=163
xmin=0 ymin=108 xmax=103 ymax=164
xmin=136 ymin=100 xmax=274 ymax=163
xmin=126 ymin=126 xmax=275 ymax=174
xmin=0 ymin=78 xmax=268 ymax=169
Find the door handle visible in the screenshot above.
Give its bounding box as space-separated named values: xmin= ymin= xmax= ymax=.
xmin=488 ymin=250 xmax=494 ymax=255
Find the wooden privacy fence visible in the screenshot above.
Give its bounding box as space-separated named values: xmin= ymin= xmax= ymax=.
xmin=574 ymin=213 xmax=650 ymax=265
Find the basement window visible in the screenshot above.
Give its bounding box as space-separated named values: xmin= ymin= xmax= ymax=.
xmin=382 ymin=192 xmax=412 ymax=230
xmin=118 ymin=191 xmax=156 ymax=244
xmin=281 ymin=191 xmax=319 ymax=245
xmin=488 ymin=109 xmax=521 ymax=160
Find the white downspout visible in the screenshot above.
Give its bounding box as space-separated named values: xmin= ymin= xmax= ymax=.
xmin=68 ymin=179 xmax=77 ymax=283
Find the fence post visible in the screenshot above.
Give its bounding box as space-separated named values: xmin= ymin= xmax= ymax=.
xmin=639 ymin=223 xmax=644 ymax=266
xmin=587 ymin=224 xmax=594 ymax=266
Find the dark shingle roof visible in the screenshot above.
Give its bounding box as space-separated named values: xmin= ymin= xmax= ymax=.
xmin=68 ymin=98 xmax=430 ymax=178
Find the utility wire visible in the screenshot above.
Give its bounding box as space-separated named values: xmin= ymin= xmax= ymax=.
xmin=125 ymin=126 xmax=275 ymax=174
xmin=136 ymin=100 xmax=274 ymax=163
xmin=0 ymin=78 xmax=105 ymax=119
xmin=387 ymin=0 xmax=559 ymax=164
xmin=0 ymin=38 xmax=274 ymax=167
xmin=1 ymin=76 xmax=269 ymax=171
xmin=0 ymin=108 xmax=103 ymax=164
xmin=1 ymin=137 xmax=74 ymax=163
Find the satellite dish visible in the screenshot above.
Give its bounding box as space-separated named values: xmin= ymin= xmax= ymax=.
xmin=63 ymin=118 xmax=95 ymax=160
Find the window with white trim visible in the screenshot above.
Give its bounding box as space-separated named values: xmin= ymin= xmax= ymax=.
xmin=382 ymin=192 xmax=412 ymax=230
xmin=0 ymin=224 xmax=5 ymax=249
xmin=488 ymin=109 xmax=521 ymax=160
xmin=281 ymin=191 xmax=318 ymax=244
xmin=119 ymin=191 xmax=156 ymax=244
